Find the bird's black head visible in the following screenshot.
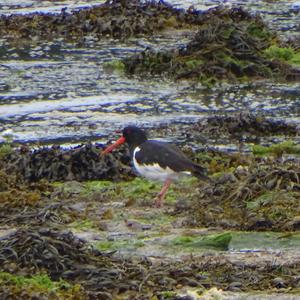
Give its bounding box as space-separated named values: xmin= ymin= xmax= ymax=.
xmin=122 ymin=126 xmax=147 ymax=148
xmin=102 ymin=126 xmax=147 ymax=156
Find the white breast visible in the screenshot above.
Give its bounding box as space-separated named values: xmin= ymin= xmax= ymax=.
xmin=132 ymin=147 xmax=191 ymax=182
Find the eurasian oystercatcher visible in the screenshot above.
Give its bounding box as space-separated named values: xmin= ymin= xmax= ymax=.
xmin=102 ymin=126 xmax=209 ymax=207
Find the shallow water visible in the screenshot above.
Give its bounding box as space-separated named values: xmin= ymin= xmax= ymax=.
xmin=0 ymin=0 xmax=299 ymax=145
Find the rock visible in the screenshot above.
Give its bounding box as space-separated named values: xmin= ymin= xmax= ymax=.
xmin=228 ymin=281 xmax=242 ymax=291
xmin=178 ymin=277 xmax=199 ymax=287
xmin=101 ymin=208 xmax=114 ymax=220
xmin=284 ymin=216 xmax=300 ymax=230
xmin=291 ymin=1 xmax=300 ymax=11
xmin=246 ymin=218 xmax=274 ymax=230
xmin=125 ymin=219 xmax=152 ymax=230
xmin=272 ymin=277 xmax=287 ymax=289
xmin=234 ymin=165 xmax=249 ymax=178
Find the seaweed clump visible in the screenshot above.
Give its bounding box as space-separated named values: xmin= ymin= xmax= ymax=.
xmin=123 ymin=7 xmax=300 ymax=82
xmin=0 ymin=228 xmax=126 ymax=286
xmin=0 ymin=228 xmax=139 ymax=299
xmin=2 ymin=144 xmax=133 ymax=182
xmin=191 ymin=159 xmax=300 ymax=231
xmin=194 ymin=112 xmax=299 ymax=142
xmin=0 ymin=0 xmax=205 ymax=41
xmin=0 ymin=228 xmax=140 ymax=298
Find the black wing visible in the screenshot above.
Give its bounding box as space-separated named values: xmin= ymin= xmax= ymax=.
xmin=135 ymin=140 xmax=197 ymax=172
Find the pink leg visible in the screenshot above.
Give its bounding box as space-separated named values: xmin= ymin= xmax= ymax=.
xmin=154 ymin=179 xmax=172 ymax=208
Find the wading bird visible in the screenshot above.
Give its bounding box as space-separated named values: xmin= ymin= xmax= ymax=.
xmin=102 ymin=126 xmax=209 ymax=207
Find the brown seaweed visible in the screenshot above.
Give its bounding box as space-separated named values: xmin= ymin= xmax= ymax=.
xmin=123 ymin=6 xmax=300 ymax=81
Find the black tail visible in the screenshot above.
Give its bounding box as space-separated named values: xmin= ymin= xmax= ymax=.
xmin=191 ymin=164 xmax=211 ymax=182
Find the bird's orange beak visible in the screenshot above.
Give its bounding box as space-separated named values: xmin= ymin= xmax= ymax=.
xmin=101 ymin=136 xmax=126 ymax=155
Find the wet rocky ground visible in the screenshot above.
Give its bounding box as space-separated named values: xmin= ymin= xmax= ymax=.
xmin=1 ymin=113 xmax=300 ymax=299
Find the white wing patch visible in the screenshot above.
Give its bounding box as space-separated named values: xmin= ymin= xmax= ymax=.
xmin=133 ymin=147 xmax=191 ymax=182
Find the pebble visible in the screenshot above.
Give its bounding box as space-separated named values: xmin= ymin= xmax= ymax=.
xmin=272 ymin=277 xmax=287 ymax=288
xmin=228 ymin=281 xmax=242 ymax=291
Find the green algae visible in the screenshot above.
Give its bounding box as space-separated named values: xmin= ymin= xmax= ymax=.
xmin=81 ymin=177 xmax=195 ymax=205
xmin=184 ymin=59 xmax=204 ymax=71
xmin=172 ymin=236 xmax=194 ymax=245
xmin=160 ymin=291 xmax=178 ymax=298
xmin=0 ymin=143 xmax=12 ymax=159
xmin=265 ymin=46 xmax=300 ymax=66
xmin=0 ymin=272 xmax=69 ymax=290
xmin=0 ymin=272 xmax=84 ymax=298
xmin=138 ymin=212 xmax=177 ymax=225
xmin=171 ymin=232 xmax=232 ymax=251
xmin=83 ymin=180 xmax=113 ymax=194
xmin=94 ymin=240 xmax=145 ymax=251
xmin=252 ymin=141 xmax=300 ymax=156
xmin=246 ymin=22 xmax=272 ymax=39
xmin=103 ymin=60 xmax=126 ymax=74
xmin=69 ymin=219 xmax=97 ymax=230
xmin=82 ymin=178 xmax=158 ymax=202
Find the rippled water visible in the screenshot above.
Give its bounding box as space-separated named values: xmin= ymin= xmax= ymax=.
xmin=0 ymin=0 xmax=299 ymax=144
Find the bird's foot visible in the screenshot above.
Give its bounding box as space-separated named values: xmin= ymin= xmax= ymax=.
xmin=154 ymin=195 xmax=163 ymax=208
xmin=154 ymin=179 xmax=172 ymax=208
